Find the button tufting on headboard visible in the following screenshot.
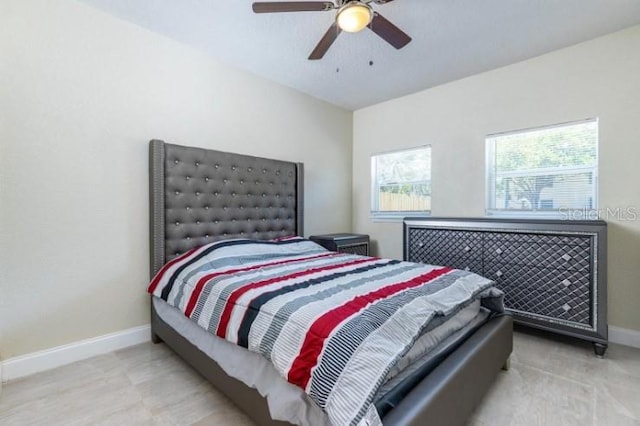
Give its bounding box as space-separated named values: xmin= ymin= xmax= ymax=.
xmin=149 ymin=140 xmax=303 ymax=274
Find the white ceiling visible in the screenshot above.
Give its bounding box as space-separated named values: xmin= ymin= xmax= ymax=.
xmin=77 ymin=0 xmax=640 ymax=110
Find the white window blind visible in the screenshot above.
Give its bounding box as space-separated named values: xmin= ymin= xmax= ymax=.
xmin=371 ymin=146 xmax=431 ymax=219
xmin=486 ymin=119 xmax=598 ymax=217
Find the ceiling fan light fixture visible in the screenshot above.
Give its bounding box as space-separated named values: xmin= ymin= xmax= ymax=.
xmin=336 ymin=2 xmax=373 ymax=33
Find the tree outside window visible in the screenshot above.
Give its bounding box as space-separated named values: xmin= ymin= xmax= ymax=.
xmin=487 ymin=119 xmax=598 ymax=216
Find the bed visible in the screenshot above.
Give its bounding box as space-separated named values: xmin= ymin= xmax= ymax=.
xmin=148 ymin=139 xmax=513 ymax=426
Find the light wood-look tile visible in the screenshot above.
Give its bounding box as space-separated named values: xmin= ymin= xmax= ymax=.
xmin=467 ymin=328 xmax=640 ymax=426
xmin=1 ymin=328 xmax=639 ymax=425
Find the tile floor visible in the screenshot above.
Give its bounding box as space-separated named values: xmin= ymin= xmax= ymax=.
xmin=1 ymin=327 xmax=639 ymax=425
xmin=468 ymin=327 xmax=640 ymax=426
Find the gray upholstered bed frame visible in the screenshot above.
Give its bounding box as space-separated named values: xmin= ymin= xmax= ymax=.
xmin=149 ymin=139 xmax=512 ymax=426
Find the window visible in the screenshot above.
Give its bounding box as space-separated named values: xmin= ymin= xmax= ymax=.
xmin=486 ymin=119 xmax=598 ymax=217
xmin=371 ymin=146 xmax=431 ymax=219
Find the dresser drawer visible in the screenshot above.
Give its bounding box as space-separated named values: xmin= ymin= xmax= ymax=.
xmin=407 ymin=228 xmax=483 ymax=261
xmin=484 ymin=263 xmax=590 ymax=293
xmin=484 ymin=234 xmax=591 ymax=271
xmin=484 ymin=263 xmax=592 ymax=326
xmin=485 ymin=232 xmax=591 ymax=247
xmin=503 ymin=285 xmax=592 ymax=326
xmin=338 ymin=242 xmax=369 ymax=256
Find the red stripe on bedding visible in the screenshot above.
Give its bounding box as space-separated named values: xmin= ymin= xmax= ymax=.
xmin=147 ymin=246 xmax=202 ymax=294
xmin=184 ymin=252 xmax=340 ymax=317
xmin=286 ymin=266 xmax=453 ymax=390
xmin=215 ymin=257 xmax=380 ymax=339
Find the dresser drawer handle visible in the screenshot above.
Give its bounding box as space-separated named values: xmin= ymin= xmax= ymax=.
xmin=562 ymin=279 xmax=572 ymax=287
xmin=562 ymin=303 xmax=571 ymax=312
xmin=495 ymin=271 xmax=503 ymax=277
xmin=562 ymin=254 xmax=572 ymax=262
xmin=496 ymin=248 xmax=503 ymax=255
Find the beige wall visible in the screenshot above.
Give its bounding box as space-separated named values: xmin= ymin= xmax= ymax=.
xmin=0 ymin=0 xmax=352 ymax=358
xmin=353 ymin=25 xmax=640 ymax=332
xmin=2 ymin=0 xmax=639 ymax=361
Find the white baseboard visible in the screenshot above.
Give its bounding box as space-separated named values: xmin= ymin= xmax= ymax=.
xmin=1 ymin=324 xmax=151 ymax=383
xmin=609 ymin=325 xmax=640 ymax=349
xmin=1 ymin=323 xmax=637 ymax=384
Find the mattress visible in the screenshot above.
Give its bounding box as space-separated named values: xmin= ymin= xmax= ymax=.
xmin=153 ymin=296 xmax=489 ymax=426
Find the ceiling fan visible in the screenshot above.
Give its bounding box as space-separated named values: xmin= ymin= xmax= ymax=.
xmin=252 ymin=1 xmax=412 ymax=60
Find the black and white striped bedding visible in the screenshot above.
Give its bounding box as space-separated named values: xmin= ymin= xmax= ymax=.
xmin=148 ymin=237 xmax=504 ymax=426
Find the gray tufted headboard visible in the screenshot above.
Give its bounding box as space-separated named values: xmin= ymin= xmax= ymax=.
xmin=149 ymin=139 xmax=304 ymax=277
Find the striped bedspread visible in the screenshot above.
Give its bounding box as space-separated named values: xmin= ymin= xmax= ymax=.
xmin=148 ymin=237 xmax=503 ymax=426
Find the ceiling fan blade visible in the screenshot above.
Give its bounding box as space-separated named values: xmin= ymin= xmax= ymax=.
xmin=368 ymin=12 xmax=411 ymax=49
xmin=309 ymin=23 xmax=341 ymax=60
xmin=252 ymin=2 xmax=334 ymax=13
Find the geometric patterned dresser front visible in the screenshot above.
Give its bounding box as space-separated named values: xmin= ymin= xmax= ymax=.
xmin=483 ymin=232 xmax=593 ymax=327
xmin=406 ymin=228 xmax=483 ymax=274
xmin=403 ymin=218 xmax=608 ymax=356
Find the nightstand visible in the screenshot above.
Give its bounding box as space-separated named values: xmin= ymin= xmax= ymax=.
xmin=309 ymin=233 xmax=370 ymax=256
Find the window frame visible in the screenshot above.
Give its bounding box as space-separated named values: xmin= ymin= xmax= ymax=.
xmin=370 ymin=145 xmax=432 ymax=221
xmin=485 ymin=118 xmax=599 ymax=219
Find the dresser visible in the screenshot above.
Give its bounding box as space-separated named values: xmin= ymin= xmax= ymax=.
xmin=403 ymin=218 xmax=607 ymax=356
xmin=309 ymin=233 xmax=370 ymax=256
